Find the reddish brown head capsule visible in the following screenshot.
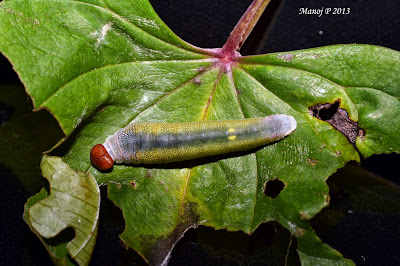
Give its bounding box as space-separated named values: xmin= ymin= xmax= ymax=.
xmin=90 ymin=144 xmax=114 ymax=170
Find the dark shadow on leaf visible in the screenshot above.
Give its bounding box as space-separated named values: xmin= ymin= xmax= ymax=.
xmin=51 ymin=103 xmax=110 ymax=158
xmin=312 ymin=164 xmax=400 ymax=265
xmin=44 ymin=227 xmax=75 ymax=247
xmin=142 ymin=202 xmax=200 ymax=265
xmin=169 ymin=221 xmax=299 ymax=265
xmin=91 ymin=186 xmax=146 ymax=265
xmin=0 ymin=84 xmax=63 ymax=192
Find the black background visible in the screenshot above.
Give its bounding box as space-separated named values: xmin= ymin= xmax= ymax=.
xmin=1 ymin=0 xmax=399 ymax=265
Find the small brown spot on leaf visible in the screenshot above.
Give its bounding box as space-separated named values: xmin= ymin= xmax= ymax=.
xmin=207 ymin=95 xmax=212 ymax=105
xmin=120 ymin=239 xmax=129 ymax=249
xmin=309 ymin=100 xmax=363 ymax=144
xmin=325 ymin=193 xmax=330 ymax=205
xmin=358 ymin=128 xmax=365 ymax=139
xmin=264 ymin=178 xmax=285 ymax=199
xmin=294 ymin=228 xmax=305 ymax=237
xmin=129 ymin=181 xmax=136 ymax=188
xmin=193 ymin=77 xmax=201 ymax=85
xmin=146 ymin=169 xmax=152 ymax=178
xmin=307 ymin=158 xmax=318 ymax=166
xmin=300 ymin=211 xmax=310 ymax=220
xmin=159 ymin=181 xmax=168 ymax=192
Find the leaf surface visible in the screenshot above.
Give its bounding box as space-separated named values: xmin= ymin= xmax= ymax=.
xmin=1 ymin=0 xmax=399 ymax=264
xmin=23 ymin=155 xmax=100 ymax=266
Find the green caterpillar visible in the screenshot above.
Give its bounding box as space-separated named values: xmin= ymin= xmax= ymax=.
xmin=90 ymin=115 xmax=296 ymax=170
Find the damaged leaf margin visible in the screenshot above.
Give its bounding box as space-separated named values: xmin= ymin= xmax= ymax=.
xmin=23 ymin=155 xmax=100 ymax=266
xmin=240 ymin=44 xmax=400 ymax=158
xmin=309 ymin=99 xmax=362 ymax=144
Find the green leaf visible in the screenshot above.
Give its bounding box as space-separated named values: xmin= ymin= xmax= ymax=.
xmin=0 ymin=0 xmax=208 ymax=135
xmin=297 ymin=229 xmax=354 ymax=266
xmin=23 ymin=155 xmax=100 ymax=266
xmin=240 ymin=45 xmax=400 ymax=158
xmin=1 ymin=0 xmax=399 ymax=265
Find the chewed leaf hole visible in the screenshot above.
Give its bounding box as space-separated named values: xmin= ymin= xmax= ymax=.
xmin=309 ymin=100 xmax=362 ymax=144
xmin=310 ymin=100 xmax=340 ymax=121
xmin=46 ymin=227 xmax=75 ymax=246
xmin=264 ymin=178 xmax=285 ymax=199
xmin=129 ymin=180 xmax=137 ymax=188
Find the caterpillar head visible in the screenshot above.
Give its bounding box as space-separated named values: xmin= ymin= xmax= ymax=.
xmin=90 ymin=144 xmax=114 ymax=170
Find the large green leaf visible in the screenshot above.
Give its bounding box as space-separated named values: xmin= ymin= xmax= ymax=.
xmin=1 ymin=0 xmax=399 ymax=264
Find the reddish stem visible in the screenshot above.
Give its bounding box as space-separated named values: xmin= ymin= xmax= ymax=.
xmin=221 ymin=0 xmax=271 ymax=58
xmin=205 ymin=0 xmax=271 ymax=73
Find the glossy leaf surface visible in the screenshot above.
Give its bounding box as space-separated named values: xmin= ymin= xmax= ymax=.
xmin=1 ymin=0 xmax=399 ymax=264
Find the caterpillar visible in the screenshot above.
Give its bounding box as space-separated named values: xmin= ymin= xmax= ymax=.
xmin=90 ymin=114 xmax=296 ymax=170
